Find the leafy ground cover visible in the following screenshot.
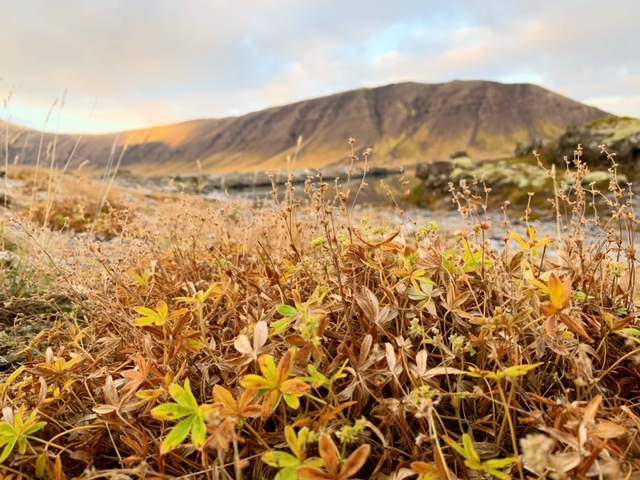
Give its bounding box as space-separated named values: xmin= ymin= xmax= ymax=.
xmin=0 ymin=144 xmax=640 ymax=479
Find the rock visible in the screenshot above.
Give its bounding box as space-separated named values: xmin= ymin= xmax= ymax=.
xmin=415 ymin=160 xmax=455 ymax=193
xmin=0 ymin=355 xmax=11 ymax=371
xmin=514 ymin=138 xmax=547 ymax=157
xmin=449 ymin=150 xmax=469 ymax=159
xmin=0 ymin=250 xmax=19 ymax=267
xmin=556 ymin=116 xmax=640 ymax=169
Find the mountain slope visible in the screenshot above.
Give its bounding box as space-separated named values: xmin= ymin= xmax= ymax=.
xmin=1 ymin=80 xmax=609 ymax=174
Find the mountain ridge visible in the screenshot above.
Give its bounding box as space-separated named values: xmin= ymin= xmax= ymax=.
xmin=1 ymin=80 xmax=610 ymax=174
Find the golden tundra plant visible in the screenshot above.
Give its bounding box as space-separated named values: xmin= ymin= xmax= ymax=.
xmin=0 ymin=139 xmax=640 ymax=479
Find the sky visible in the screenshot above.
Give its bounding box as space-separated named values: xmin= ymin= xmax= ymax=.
xmin=1 ymin=0 xmax=638 ymax=134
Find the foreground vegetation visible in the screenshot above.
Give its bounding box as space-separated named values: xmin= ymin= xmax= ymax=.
xmin=1 ymin=143 xmax=640 ymax=479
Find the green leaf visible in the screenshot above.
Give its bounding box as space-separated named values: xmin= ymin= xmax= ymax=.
xmin=274 ymin=467 xmax=298 ymax=480
xmin=35 ymin=452 xmax=47 ymax=478
xmin=485 ymin=457 xmax=518 ymax=469
xmin=191 ymin=416 xmax=207 ymax=448
xmin=151 ymin=403 xmax=193 ymax=420
xmin=301 ymin=365 xmax=328 ymax=389
xmin=259 ymin=354 xmax=278 ymax=379
xmin=277 ymin=304 xmax=298 ymax=316
xmin=285 ymin=426 xmax=300 ymax=459
xmin=240 ymin=374 xmax=274 ymax=390
xmin=161 ymin=416 xmax=194 ymax=453
xmin=134 ymin=306 xmax=159 ymax=317
xmin=0 ymin=424 xmax=15 ymax=438
xmin=0 ymin=436 xmax=16 ymax=463
xmin=272 ymin=317 xmax=294 ymax=335
xmin=462 ymin=434 xmax=480 ymax=464
xmin=283 ymin=393 xmax=301 ymax=409
xmin=615 ymin=327 xmax=640 ymax=344
xmin=23 ymin=421 xmax=47 ymax=437
xmin=170 ymin=380 xmax=199 ymax=410
xmin=444 ymin=435 xmax=466 ymax=458
xmin=17 ymin=435 xmax=28 ymax=454
xmin=262 ymin=450 xmax=300 ymax=468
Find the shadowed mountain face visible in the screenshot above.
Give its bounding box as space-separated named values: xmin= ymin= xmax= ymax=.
xmin=1 ymin=80 xmax=609 ymax=175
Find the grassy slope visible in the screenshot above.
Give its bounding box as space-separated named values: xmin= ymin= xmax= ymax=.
xmin=1 ymin=81 xmax=609 ymax=175
xmin=0 ymin=151 xmax=639 ymax=479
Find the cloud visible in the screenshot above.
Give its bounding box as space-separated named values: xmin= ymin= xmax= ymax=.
xmin=0 ymin=0 xmax=638 ymax=133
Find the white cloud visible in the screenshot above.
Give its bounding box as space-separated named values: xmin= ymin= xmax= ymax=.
xmin=0 ymin=0 xmax=638 ymax=133
xmin=584 ymin=95 xmax=640 ymax=119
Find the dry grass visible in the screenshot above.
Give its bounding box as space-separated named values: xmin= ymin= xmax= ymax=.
xmin=0 ymin=142 xmax=639 ymax=480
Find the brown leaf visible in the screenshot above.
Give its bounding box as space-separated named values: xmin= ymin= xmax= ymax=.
xmin=540 ymin=301 xmax=556 ymax=317
xmin=421 ymin=366 xmax=465 ymax=378
xmin=339 ymin=444 xmax=371 ymax=479
xmin=354 ymin=286 xmax=379 ymax=323
xmin=93 ymin=405 xmax=118 ymax=415
xmin=297 ymin=466 xmax=332 ymax=480
xmin=233 ymin=334 xmax=253 ymax=356
xmin=559 ymin=313 xmax=592 ymax=341
xmin=582 ymin=395 xmax=602 ymax=427
xmin=544 ymin=315 xmax=556 ymax=337
xmin=103 ymin=375 xmax=120 ymax=406
xmin=612 ymin=315 xmax=634 ymax=331
xmin=318 ymin=433 xmax=339 ymax=477
xmin=590 ymin=421 xmax=626 ymax=439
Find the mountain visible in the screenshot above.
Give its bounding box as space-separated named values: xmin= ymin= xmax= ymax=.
xmin=1 ymin=81 xmax=609 ymax=174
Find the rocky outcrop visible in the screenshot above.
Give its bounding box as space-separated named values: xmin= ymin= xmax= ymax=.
xmin=514 ymin=138 xmax=548 ymax=157
xmin=556 ymin=116 xmax=640 ymax=169
xmin=416 ymin=157 xmax=551 ymax=194
xmin=413 ymin=155 xmax=628 ymax=206
xmin=416 ymin=160 xmax=456 ymax=193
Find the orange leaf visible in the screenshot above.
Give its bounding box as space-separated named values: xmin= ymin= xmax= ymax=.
xmin=261 ymin=390 xmax=279 ymax=418
xmin=339 ymin=444 xmax=371 ymax=478
xmin=277 ymin=350 xmax=292 ymax=383
xmin=548 ymin=272 xmax=565 ymax=311
xmin=318 ymin=433 xmax=339 ymax=477
xmin=281 ymin=378 xmax=311 ymax=395
xmin=559 ymin=313 xmax=592 ymax=341
xmin=297 ymin=466 xmax=332 ymax=480
xmin=540 ymin=301 xmax=557 ymax=317
xmin=213 ymin=385 xmax=236 ymax=409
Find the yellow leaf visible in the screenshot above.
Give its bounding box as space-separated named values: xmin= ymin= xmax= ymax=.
xmin=548 ymin=272 xmax=565 ymax=311
xmin=503 ymin=362 xmax=543 ymax=379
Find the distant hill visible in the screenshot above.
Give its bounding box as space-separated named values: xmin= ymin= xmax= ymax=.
xmin=0 ymin=80 xmax=609 ymax=175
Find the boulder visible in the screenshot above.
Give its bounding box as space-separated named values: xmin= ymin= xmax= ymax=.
xmin=556 ymin=116 xmax=640 ymax=169
xmin=449 ymin=150 xmax=469 ymax=159
xmin=415 ymin=160 xmax=455 ymax=192
xmin=514 ymin=138 xmax=547 ymax=157
xmin=0 ymin=250 xmax=19 ymax=267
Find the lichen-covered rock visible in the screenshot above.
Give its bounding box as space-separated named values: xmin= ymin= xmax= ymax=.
xmin=556 ymin=116 xmax=640 ymax=169
xmin=0 ymin=250 xmax=18 ymax=267
xmin=514 ymin=138 xmax=547 ymax=157
xmin=415 ymin=160 xmax=455 ymax=192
